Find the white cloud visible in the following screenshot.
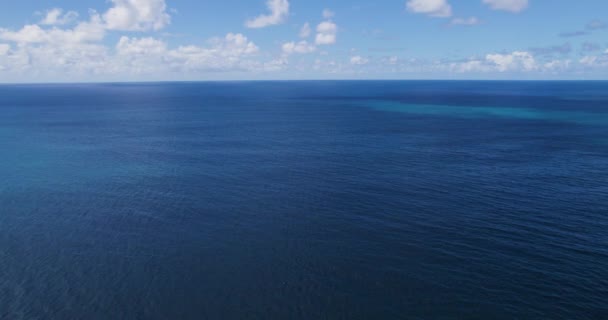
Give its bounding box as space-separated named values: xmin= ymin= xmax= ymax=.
xmin=451 ymin=17 xmax=480 ymax=26
xmin=450 ymin=51 xmax=537 ymax=72
xmin=211 ymin=33 xmax=260 ymax=56
xmin=579 ymin=56 xmax=597 ymax=66
xmin=544 ymin=59 xmax=571 ymax=71
xmin=0 ymin=41 xmax=109 ymax=77
xmin=0 ymin=26 xmax=263 ymax=79
xmin=322 ymin=9 xmax=335 ymax=19
xmin=282 ymin=41 xmax=316 ymax=55
xmin=103 ymin=0 xmax=171 ymax=31
xmin=350 ymin=55 xmax=369 ymax=65
xmin=299 ymin=23 xmax=311 ymax=38
xmin=114 ymin=37 xmax=167 ymax=74
xmin=315 ymin=21 xmax=337 ymax=45
xmin=40 ymin=8 xmax=79 ymax=26
xmin=117 ymin=36 xmax=167 ymax=55
xmin=0 ymin=14 xmax=110 ymax=76
xmin=482 ymin=0 xmax=528 ymax=13
xmin=450 ymin=59 xmax=487 ymax=72
xmin=0 ymin=0 xmax=288 ymax=81
xmin=579 ymin=53 xmax=608 ymax=67
xmin=0 ymin=44 xmax=10 ymax=55
xmin=406 ymin=0 xmax=452 ymax=18
xmin=0 ymin=16 xmax=106 ymax=44
xmin=246 ymin=0 xmax=289 ymax=28
xmin=486 ymin=51 xmax=536 ymax=71
xmin=166 ymin=33 xmax=260 ymax=72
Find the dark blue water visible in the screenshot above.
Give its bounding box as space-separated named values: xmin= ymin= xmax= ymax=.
xmin=1 ymin=81 xmax=607 ymax=319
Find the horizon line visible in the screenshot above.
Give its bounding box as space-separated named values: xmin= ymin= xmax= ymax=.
xmin=2 ymin=79 xmax=608 ymax=86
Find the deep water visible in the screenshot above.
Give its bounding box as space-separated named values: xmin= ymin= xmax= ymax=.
xmin=1 ymin=81 xmax=607 ymax=319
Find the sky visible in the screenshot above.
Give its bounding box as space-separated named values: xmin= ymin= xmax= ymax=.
xmin=0 ymin=0 xmax=607 ymax=82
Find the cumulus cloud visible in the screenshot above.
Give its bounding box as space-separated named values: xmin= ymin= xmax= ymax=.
xmin=0 ymin=0 xmax=284 ymax=81
xmin=579 ymin=56 xmax=599 ymax=66
xmin=246 ymin=0 xmax=289 ymax=28
xmin=449 ymin=59 xmax=486 ymax=73
xmin=543 ymin=59 xmax=571 ymax=71
xmin=450 ymin=51 xmax=537 ymax=72
xmin=103 ymin=0 xmax=171 ymax=31
xmin=315 ymin=21 xmax=337 ymax=45
xmin=482 ymin=0 xmax=528 ymax=13
xmin=282 ymin=41 xmax=316 ymax=55
xmin=350 ymin=55 xmax=369 ymax=65
xmin=299 ymin=23 xmax=311 ymax=38
xmin=579 ymin=51 xmax=608 ymax=67
xmin=406 ymin=0 xmax=452 ymax=18
xmin=0 ymin=14 xmax=264 ymax=79
xmin=0 ymin=43 xmax=10 ymax=55
xmin=116 ymin=33 xmax=260 ymax=73
xmin=486 ymin=51 xmax=536 ymax=71
xmin=117 ymin=36 xmax=167 ymax=55
xmin=0 ymin=15 xmax=106 ymax=44
xmin=40 ymin=8 xmax=79 ymax=26
xmin=451 ymin=17 xmax=480 ymax=26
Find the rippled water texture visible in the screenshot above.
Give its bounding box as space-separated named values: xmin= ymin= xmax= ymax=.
xmin=1 ymin=81 xmax=607 ymax=319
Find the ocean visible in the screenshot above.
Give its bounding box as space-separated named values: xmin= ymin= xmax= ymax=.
xmin=1 ymin=81 xmax=607 ymax=319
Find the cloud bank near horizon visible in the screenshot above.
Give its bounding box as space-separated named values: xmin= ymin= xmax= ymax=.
xmin=0 ymin=0 xmax=607 ymax=81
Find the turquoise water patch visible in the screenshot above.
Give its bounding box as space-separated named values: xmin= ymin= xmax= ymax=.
xmin=362 ymin=100 xmax=608 ymax=125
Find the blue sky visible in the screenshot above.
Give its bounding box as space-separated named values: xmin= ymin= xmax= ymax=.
xmin=0 ymin=0 xmax=607 ymax=82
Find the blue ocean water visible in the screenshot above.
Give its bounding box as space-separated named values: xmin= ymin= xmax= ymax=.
xmin=0 ymin=81 xmax=607 ymax=319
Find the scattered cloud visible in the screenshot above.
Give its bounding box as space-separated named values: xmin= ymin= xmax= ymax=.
xmin=246 ymin=0 xmax=289 ymax=28
xmin=0 ymin=4 xmax=267 ymax=80
xmin=486 ymin=51 xmax=536 ymax=71
xmin=450 ymin=51 xmax=537 ymax=72
xmin=579 ymin=51 xmax=608 ymax=67
xmin=299 ymin=23 xmax=311 ymax=38
xmin=1 ymin=0 xmax=607 ymax=81
xmin=315 ymin=21 xmax=337 ymax=45
xmin=482 ymin=0 xmax=529 ymax=13
xmin=579 ymin=56 xmax=598 ymax=66
xmin=543 ymin=59 xmax=571 ymax=71
xmin=40 ymin=8 xmax=79 ymax=26
xmin=406 ymin=0 xmax=452 ymax=18
xmin=450 ymin=17 xmax=480 ymax=26
xmin=282 ymin=41 xmax=316 ymax=55
xmin=0 ymin=16 xmax=106 ymax=44
xmin=113 ymin=33 xmax=261 ymax=74
xmin=0 ymin=43 xmax=10 ymax=55
xmin=350 ymin=55 xmax=369 ymax=65
xmin=103 ymin=0 xmax=171 ymax=31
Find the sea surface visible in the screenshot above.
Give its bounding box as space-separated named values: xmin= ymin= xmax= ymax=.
xmin=1 ymin=81 xmax=607 ymax=319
